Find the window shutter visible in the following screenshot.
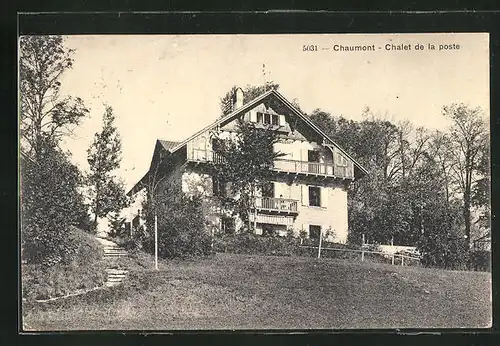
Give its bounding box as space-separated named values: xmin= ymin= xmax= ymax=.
xmin=320 ymin=187 xmax=328 ymax=208
xmin=301 ymin=185 xmax=308 ymax=205
xmin=279 ymin=114 xmax=286 ymax=126
xmin=250 ymin=111 xmax=256 ymax=122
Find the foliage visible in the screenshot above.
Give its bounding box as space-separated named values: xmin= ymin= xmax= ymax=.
xmin=443 ymin=103 xmax=488 ymax=247
xmin=209 ymin=119 xmax=285 ymax=224
xmin=22 ymin=226 xmax=106 ymax=301
xmin=309 ymin=103 xmax=490 ymax=270
xmin=468 ymin=250 xmax=491 ymax=272
xmin=108 ymin=211 xmax=126 ymax=238
xmin=19 ymin=35 xmax=89 ymax=158
xmin=87 ymin=105 xmax=129 ymax=229
xmin=220 ymin=82 xmax=280 ymax=116
xmin=141 ymin=187 xmax=212 ymax=259
xmin=213 ymin=232 xmax=300 ymax=256
xmin=21 ymin=141 xmax=90 ymax=265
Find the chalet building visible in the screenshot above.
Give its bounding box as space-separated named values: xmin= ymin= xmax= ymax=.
xmin=126 ymin=88 xmax=367 ymax=243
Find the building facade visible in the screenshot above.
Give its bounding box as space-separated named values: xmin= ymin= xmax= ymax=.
xmin=127 ymin=88 xmax=367 ymax=243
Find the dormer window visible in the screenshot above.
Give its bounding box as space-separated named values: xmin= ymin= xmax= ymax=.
xmin=256 ymin=112 xmax=280 ymax=126
xmin=272 ymin=114 xmax=279 ymax=125
xmin=336 ymin=153 xmax=348 ymax=166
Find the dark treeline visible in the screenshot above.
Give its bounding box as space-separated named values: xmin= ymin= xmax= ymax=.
xmin=308 ymin=106 xmax=489 ymax=269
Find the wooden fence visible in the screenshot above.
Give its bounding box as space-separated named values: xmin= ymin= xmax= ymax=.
xmin=299 ymin=234 xmax=420 ymax=266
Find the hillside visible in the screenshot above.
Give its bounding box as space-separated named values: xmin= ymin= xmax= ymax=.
xmin=23 ymin=252 xmax=491 ymax=330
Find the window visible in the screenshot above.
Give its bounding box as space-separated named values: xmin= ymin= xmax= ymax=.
xmin=261 ymin=181 xmax=274 ymax=198
xmin=308 ymin=186 xmax=321 ymax=207
xmin=213 ymin=177 xmax=227 ymax=197
xmin=262 ymin=224 xmax=276 ymax=237
xmin=212 ymin=138 xmax=224 ymax=152
xmin=308 ymin=150 xmax=320 ymax=162
xmin=309 ymin=225 xmax=321 ymax=239
xmin=264 ymin=113 xmax=271 ymax=124
xmin=272 ymin=114 xmax=279 ymax=125
xmin=222 ymin=217 xmax=235 ymax=234
xmin=257 ymin=112 xmax=274 ymax=125
xmin=337 ymin=153 xmax=348 ymax=166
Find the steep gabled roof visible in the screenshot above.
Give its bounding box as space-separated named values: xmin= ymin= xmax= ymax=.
xmin=168 ymin=89 xmax=368 ymax=175
xmin=158 ymin=139 xmax=181 ymax=152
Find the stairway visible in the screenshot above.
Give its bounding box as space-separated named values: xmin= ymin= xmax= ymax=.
xmin=105 ymin=268 xmax=128 ymax=287
xmin=103 ymin=244 xmax=128 ymax=258
xmin=95 ymin=237 xmax=129 ymax=287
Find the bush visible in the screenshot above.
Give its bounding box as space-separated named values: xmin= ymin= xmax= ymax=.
xmin=468 ymin=250 xmax=491 ymax=272
xmin=22 ymin=227 xmax=107 ymax=301
xmin=214 ymin=232 xmax=300 ymax=256
xmin=142 ymin=195 xmax=212 ymax=259
xmin=21 ymin=143 xmax=90 ymax=265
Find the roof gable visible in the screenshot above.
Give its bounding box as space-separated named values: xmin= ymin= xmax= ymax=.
xmin=168 ymin=89 xmax=368 ymax=176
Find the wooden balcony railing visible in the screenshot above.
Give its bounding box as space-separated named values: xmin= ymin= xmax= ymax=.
xmin=188 ymin=148 xmax=224 ymax=164
xmin=254 ymin=196 xmax=298 ymax=213
xmin=187 ymin=149 xmax=353 ymax=179
xmin=273 ymin=159 xmax=334 ymax=176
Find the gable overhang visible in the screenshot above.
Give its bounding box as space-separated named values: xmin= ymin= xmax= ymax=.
xmin=271 ymin=91 xmax=369 ymax=177
xmin=167 ymin=89 xmax=276 ymax=154
xmin=159 ymin=88 xmax=368 ymax=178
xmin=127 ymin=139 xmax=179 ymax=196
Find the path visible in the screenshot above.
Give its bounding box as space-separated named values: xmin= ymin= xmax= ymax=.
xmin=94 ymin=237 xmax=129 ymax=287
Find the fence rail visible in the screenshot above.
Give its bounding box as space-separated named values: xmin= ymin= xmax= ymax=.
xmin=299 ymin=245 xmax=421 ymax=266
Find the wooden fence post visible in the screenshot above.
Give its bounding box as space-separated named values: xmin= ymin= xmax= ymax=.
xmin=391 ymin=236 xmax=395 ymax=265
xmin=361 ymin=234 xmax=365 ymax=262
xmin=401 ymin=256 xmax=404 ymax=267
xmin=317 ymin=230 xmax=323 ymax=259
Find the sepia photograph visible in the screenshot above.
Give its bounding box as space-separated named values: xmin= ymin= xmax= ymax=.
xmin=19 ymin=33 xmax=491 ymax=330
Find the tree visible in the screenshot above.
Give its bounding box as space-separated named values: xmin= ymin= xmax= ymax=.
xmin=443 ymin=103 xmax=488 ymax=248
xmin=19 ymin=35 xmax=89 ymax=160
xmin=20 ymin=35 xmax=91 ymax=265
xmin=220 ymin=82 xmax=280 ymax=116
xmin=21 ymin=140 xmax=89 ymax=265
xmin=141 ymin=183 xmax=212 ymax=258
xmin=87 ymin=106 xmax=128 ymax=231
xmin=209 ymin=119 xmax=285 ymax=226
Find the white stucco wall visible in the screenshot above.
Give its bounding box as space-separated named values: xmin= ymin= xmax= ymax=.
xmin=291 ymin=181 xmax=348 ymax=244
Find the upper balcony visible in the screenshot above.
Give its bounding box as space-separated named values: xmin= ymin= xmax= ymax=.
xmin=253 ymin=196 xmax=299 ymax=214
xmin=187 ymin=148 xmax=353 ymax=180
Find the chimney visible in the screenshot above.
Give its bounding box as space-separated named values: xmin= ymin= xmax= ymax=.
xmin=233 ymin=87 xmax=244 ymax=110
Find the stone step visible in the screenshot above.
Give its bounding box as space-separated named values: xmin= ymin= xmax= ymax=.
xmin=106 ymin=269 xmax=128 ymax=273
xmin=108 ymin=275 xmax=127 ymax=279
xmin=103 ymin=253 xmax=128 ymax=257
xmin=108 ymin=277 xmax=124 ymax=281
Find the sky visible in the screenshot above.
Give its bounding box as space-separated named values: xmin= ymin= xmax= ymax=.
xmin=53 ymin=33 xmax=489 ymax=190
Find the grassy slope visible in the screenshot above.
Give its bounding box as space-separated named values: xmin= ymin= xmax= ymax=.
xmin=22 ymin=227 xmax=107 ymax=301
xmin=23 ymin=252 xmax=491 ymax=330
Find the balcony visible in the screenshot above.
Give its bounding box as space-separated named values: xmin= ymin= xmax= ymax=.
xmin=248 ymin=213 xmax=295 ymax=226
xmin=273 ymin=159 xmax=333 ymax=176
xmin=273 ymin=158 xmax=353 ymax=179
xmin=188 ymin=148 xmax=224 ymax=164
xmin=187 ymin=149 xmax=353 ymax=179
xmin=254 ymin=196 xmax=298 ymax=214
